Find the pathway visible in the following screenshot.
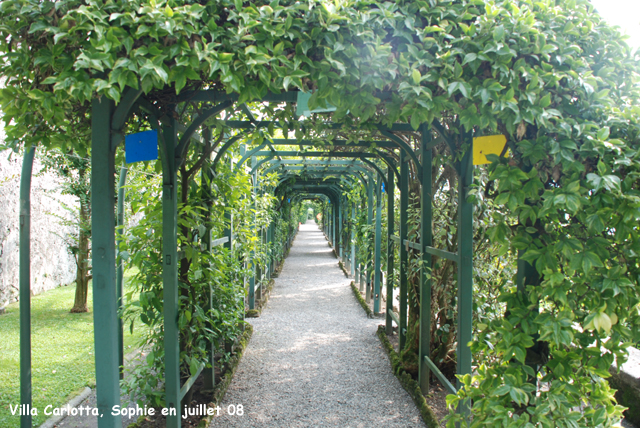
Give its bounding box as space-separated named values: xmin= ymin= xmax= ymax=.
xmin=211 ymin=220 xmax=425 ymax=427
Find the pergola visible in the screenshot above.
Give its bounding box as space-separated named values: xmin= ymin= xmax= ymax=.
xmin=17 ymin=88 xmax=492 ymax=428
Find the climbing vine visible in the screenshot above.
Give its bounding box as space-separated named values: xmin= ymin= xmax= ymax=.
xmin=2 ymin=0 xmax=640 ymax=426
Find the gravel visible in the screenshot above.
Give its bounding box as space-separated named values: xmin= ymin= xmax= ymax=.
xmin=210 ymin=221 xmax=425 ymax=427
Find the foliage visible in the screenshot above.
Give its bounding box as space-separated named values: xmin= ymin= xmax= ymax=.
xmin=120 ymin=153 xmax=250 ymax=405
xmin=2 ymin=0 xmax=640 ymax=425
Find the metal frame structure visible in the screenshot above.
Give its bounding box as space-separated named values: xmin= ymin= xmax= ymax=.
xmin=18 ymin=89 xmax=478 ymax=428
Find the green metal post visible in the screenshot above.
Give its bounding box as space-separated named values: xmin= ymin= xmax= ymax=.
xmin=265 ymin=223 xmax=271 ymax=281
xmin=332 ymin=202 xmax=336 ymax=249
xmin=373 ymin=176 xmax=382 ymax=314
xmin=399 ymin=150 xmax=409 ymax=350
xmin=116 ymin=166 xmax=127 ymax=379
xmin=20 ymin=147 xmax=35 ymax=428
xmin=338 ymin=197 xmax=343 ymax=260
xmin=385 ymin=165 xmax=395 ymax=335
xmin=359 ymin=196 xmax=365 ymax=292
xmin=330 ymin=203 xmax=333 ymax=242
xmin=332 ymin=203 xmax=336 ymax=248
xmin=90 ymin=97 xmax=122 ymax=428
xmin=457 ymin=133 xmax=474 ymax=396
xmin=324 ymin=205 xmax=328 ymax=237
xmin=201 ymin=159 xmax=216 ymax=391
xmin=256 ymin=226 xmax=263 ymax=300
xmin=161 ymin=117 xmax=181 ymax=428
xmin=366 ymin=180 xmax=374 ymax=303
xmin=224 ymin=198 xmax=233 ymax=251
xmin=350 ymin=203 xmax=356 ymax=277
xmin=248 ymin=157 xmax=257 ymax=309
xmin=419 ymin=126 xmax=433 ymax=394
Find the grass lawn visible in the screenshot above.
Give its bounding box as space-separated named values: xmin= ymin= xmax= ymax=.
xmin=0 ymin=276 xmax=146 ymax=428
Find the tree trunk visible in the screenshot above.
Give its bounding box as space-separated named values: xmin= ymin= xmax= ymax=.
xmin=70 ymin=197 xmax=90 ymax=313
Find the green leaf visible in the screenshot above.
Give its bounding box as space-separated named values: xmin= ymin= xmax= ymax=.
xmin=593 ymin=312 xmax=612 ymax=334
xmin=539 ymin=93 xmax=551 ymax=108
xmin=273 ymin=41 xmax=284 ymax=56
xmin=412 ymin=69 xmax=421 ymax=85
xmin=189 ymin=358 xmax=199 ymax=376
xmin=596 ymin=127 xmax=610 ymax=141
xmin=509 ymin=387 xmax=528 ymax=406
xmin=586 ymin=213 xmax=605 ymax=233
xmin=41 ymin=76 xmax=58 ymax=85
xmin=494 ymin=385 xmax=511 ymax=396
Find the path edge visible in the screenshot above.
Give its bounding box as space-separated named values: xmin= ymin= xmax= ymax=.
xmin=376 ymin=325 xmax=440 ymax=428
xmin=350 ymin=281 xmax=373 ymax=318
xmin=38 ymin=387 xmax=92 ymax=428
xmin=246 ymin=278 xmax=275 ymax=318
xmin=202 ymin=323 xmax=254 ymax=427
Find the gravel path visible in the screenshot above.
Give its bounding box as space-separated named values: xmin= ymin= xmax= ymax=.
xmin=211 ymin=221 xmax=425 ymax=428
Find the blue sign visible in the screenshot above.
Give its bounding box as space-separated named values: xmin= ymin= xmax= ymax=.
xmin=382 ymin=182 xmax=385 ymax=193
xmin=125 ymin=130 xmax=158 ymax=164
xmin=288 ymin=198 xmax=291 ymax=203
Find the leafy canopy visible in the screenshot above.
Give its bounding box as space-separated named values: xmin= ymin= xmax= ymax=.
xmin=2 ymin=0 xmax=640 ymax=426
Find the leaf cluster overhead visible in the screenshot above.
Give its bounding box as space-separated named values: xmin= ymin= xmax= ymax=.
xmin=2 ymin=0 xmax=639 ymax=148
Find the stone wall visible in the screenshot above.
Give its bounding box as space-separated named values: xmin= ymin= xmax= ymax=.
xmin=610 ymin=347 xmax=640 ymax=427
xmin=0 ymin=144 xmax=78 ymax=307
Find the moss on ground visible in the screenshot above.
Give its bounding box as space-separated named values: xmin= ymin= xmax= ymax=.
xmin=376 ymin=325 xmax=440 ymax=428
xmin=350 ymin=281 xmax=373 ymax=318
xmin=199 ymin=324 xmax=254 ymax=427
xmin=245 ymin=279 xmax=275 ymax=318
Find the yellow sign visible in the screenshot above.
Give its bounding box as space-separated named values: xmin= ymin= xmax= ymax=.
xmin=473 ymin=134 xmax=508 ymax=165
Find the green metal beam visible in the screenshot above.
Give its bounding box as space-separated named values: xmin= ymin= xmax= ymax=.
xmin=247 ymin=150 xmax=400 ymax=180
xmin=201 ymin=160 xmax=217 ymax=392
xmin=211 ymin=133 xmax=247 ymax=172
xmin=268 ymin=138 xmax=397 ymax=148
xmin=266 ymin=165 xmax=374 ymax=180
xmin=456 ymin=131 xmax=474 ymax=413
xmin=248 ymin=156 xmax=257 ymax=309
xmin=337 ymin=195 xmax=342 ymax=259
xmin=176 ymin=101 xmax=233 ymax=168
xmin=222 ymin=122 xmax=415 ymax=132
xmin=91 ymin=97 xmax=122 ymax=428
xmin=116 ymin=166 xmax=128 ymax=379
xmin=112 ymin=87 xmax=144 ymax=130
xmin=399 ymin=150 xmax=409 ymax=350
xmin=430 ymin=120 xmax=458 ymax=163
xmin=419 ymin=125 xmax=433 ymax=394
xmin=111 ymin=87 xmax=144 ymax=149
xmin=385 ymin=165 xmax=395 ymax=335
xmin=161 ymin=117 xmax=181 ymax=428
xmin=20 ymin=147 xmax=35 ymax=428
xmin=378 ymin=130 xmax=422 ymax=181
xmin=373 ymin=175 xmax=382 ymax=314
xmin=175 ymin=90 xmax=299 ymax=104
xmin=365 ymin=178 xmax=373 ymax=302
xmin=251 ymin=150 xmax=378 ymax=158
xmin=350 ymin=202 xmax=356 ymax=277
